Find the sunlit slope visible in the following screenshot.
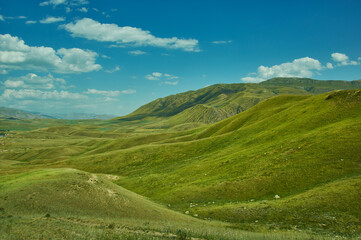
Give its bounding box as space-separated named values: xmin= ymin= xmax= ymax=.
xmin=116 ymin=78 xmax=361 ymax=125
xmin=59 ymin=89 xmax=361 ymax=234
xmin=67 ymin=89 xmax=360 ymax=203
xmin=0 ymin=168 xmax=195 ymax=223
xmin=195 ymin=175 xmax=361 ymax=234
xmin=0 ymin=170 xmax=325 ymax=240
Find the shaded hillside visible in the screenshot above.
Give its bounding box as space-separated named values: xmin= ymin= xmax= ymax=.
xmin=117 ymin=78 xmax=361 ymax=125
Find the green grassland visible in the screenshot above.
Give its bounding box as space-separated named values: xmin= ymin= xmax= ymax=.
xmin=0 ymin=79 xmax=360 ymax=239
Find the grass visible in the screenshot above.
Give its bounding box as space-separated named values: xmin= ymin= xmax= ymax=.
xmin=0 ymin=87 xmax=360 ymax=238
xmin=0 ymin=169 xmax=331 ymax=240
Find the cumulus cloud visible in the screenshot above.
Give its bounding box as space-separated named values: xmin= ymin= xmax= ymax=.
xmin=212 ymin=40 xmax=232 ymax=44
xmin=63 ymin=18 xmax=200 ymax=52
xmin=1 ymin=89 xmax=86 ymax=100
xmin=331 ymin=52 xmax=359 ymax=66
xmin=326 ymin=62 xmax=334 ymax=69
xmin=84 ymin=89 xmax=120 ymax=97
xmin=40 ymin=16 xmax=65 ymax=24
xmin=241 ymin=57 xmax=322 ymax=83
xmin=2 ymin=73 xmax=66 ymax=90
xmin=128 ymin=50 xmax=146 ymax=56
xmin=0 ymin=34 xmax=101 ymax=73
xmin=26 ymin=20 xmax=37 ymax=24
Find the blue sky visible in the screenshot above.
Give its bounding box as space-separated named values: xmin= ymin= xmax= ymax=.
xmin=0 ymin=0 xmax=360 ymax=116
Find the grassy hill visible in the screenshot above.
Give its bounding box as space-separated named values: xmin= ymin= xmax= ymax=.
xmin=60 ymin=89 xmax=360 ymax=236
xmin=116 ymin=78 xmax=361 ymax=126
xmin=0 ymin=85 xmax=360 ymax=238
xmin=0 ymin=169 xmax=319 ymax=240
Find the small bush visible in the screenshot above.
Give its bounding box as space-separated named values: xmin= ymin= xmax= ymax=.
xmin=176 ymin=229 xmax=187 ymax=240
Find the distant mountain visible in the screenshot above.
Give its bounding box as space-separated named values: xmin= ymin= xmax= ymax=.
xmin=0 ymin=107 xmax=116 ymax=120
xmin=116 ymin=77 xmax=361 ymax=125
xmin=0 ymin=107 xmax=50 ymax=119
xmin=49 ymin=113 xmax=117 ymax=120
xmin=260 ymin=77 xmax=361 ymax=93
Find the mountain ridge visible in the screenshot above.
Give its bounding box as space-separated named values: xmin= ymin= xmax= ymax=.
xmin=116 ymin=77 xmax=361 ymax=125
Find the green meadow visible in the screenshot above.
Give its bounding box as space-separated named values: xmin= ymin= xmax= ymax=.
xmin=0 ymin=79 xmax=360 ymax=239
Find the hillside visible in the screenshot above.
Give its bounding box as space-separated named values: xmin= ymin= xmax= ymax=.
xmin=0 ymin=88 xmax=360 ymax=238
xmin=64 ymin=89 xmax=360 ymax=235
xmin=117 ymin=78 xmax=361 ymax=125
xmin=0 ymin=107 xmax=50 ymax=120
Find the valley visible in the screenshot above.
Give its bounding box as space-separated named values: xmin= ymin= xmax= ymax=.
xmin=0 ymin=79 xmax=360 ymax=239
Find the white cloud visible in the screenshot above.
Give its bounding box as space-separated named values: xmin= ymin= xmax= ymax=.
xmin=241 ymin=57 xmax=322 ymax=83
xmin=145 ymin=73 xmax=159 ymax=80
xmin=331 ymin=53 xmax=348 ymax=62
xmin=105 ymin=66 xmax=120 ymax=73
xmin=145 ymin=72 xmax=179 ymax=81
xmin=26 ymin=20 xmax=37 ymax=24
xmin=152 ymin=72 xmax=162 ymax=77
xmin=0 ymin=34 xmax=101 ymax=73
xmin=40 ymin=0 xmax=67 ymax=6
xmin=121 ymin=89 xmax=136 ymax=94
xmin=331 ymin=52 xmax=359 ymax=66
xmin=164 ymin=73 xmax=179 ymax=79
xmin=78 ymin=7 xmax=88 ymax=13
xmin=40 ymin=0 xmax=88 ymax=7
xmin=212 ymin=40 xmax=232 ymax=44
xmin=128 ymin=50 xmax=146 ymax=56
xmin=63 ymin=18 xmax=200 ymax=52
xmin=1 ymin=89 xmax=86 ymax=100
xmin=5 ymin=16 xmax=27 ymax=20
xmin=164 ymin=81 xmax=178 ymax=85
xmin=57 ymin=48 xmax=101 ymax=72
xmin=101 ymin=54 xmax=111 ymax=59
xmin=40 ymin=16 xmax=65 ymax=24
xmin=0 ymin=15 xmax=4 ymax=21
xmin=84 ymin=89 xmax=120 ymax=97
xmin=2 ymin=73 xmax=66 ymax=90
xmin=326 ymin=62 xmax=333 ymax=69
xmin=4 ymin=80 xmax=24 ymax=88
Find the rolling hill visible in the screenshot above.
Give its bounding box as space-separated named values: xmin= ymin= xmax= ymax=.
xmin=64 ymin=89 xmax=360 ymax=235
xmin=0 ymin=81 xmax=360 ymax=238
xmin=116 ymin=78 xmax=361 ymax=126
